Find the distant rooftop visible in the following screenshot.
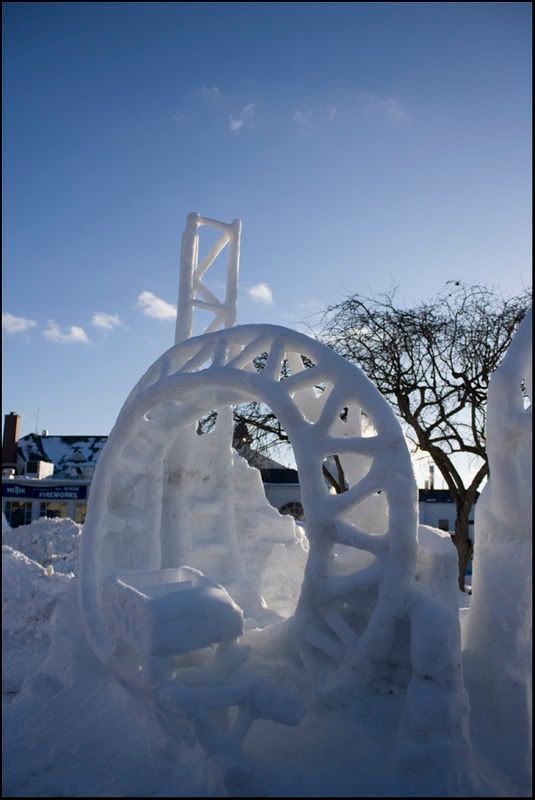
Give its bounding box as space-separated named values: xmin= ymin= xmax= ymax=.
xmin=16 ymin=433 xmax=108 ymax=478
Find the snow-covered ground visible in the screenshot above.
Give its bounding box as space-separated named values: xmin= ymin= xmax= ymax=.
xmin=2 ymin=512 xmax=529 ymax=798
xmin=2 ymin=517 xmax=79 ymax=702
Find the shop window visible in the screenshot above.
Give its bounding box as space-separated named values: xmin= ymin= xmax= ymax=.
xmin=279 ymin=501 xmax=304 ymax=521
xmin=39 ymin=501 xmax=69 ymax=520
xmin=5 ymin=501 xmax=33 ymax=528
xmin=438 ymin=519 xmax=449 ymax=531
xmin=74 ymin=503 xmax=87 ymax=524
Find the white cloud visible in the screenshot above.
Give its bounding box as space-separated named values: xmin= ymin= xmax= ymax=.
xmin=357 ymin=91 xmax=408 ymax=122
xmin=198 ymin=86 xmax=221 ymax=99
xmin=248 ymin=283 xmax=273 ymax=305
xmin=171 ymin=111 xmax=185 ymax=123
xmin=376 ymin=97 xmax=408 ymax=121
xmin=136 ymin=291 xmax=177 ymax=321
xmin=324 ymin=105 xmax=337 ymax=121
xmin=91 ymin=312 xmax=121 ymax=330
xmin=228 ymin=103 xmax=255 ymax=133
xmin=2 ymin=312 xmax=37 ymax=334
xmin=293 ymin=109 xmax=313 ymax=127
xmin=43 ymin=321 xmax=89 ymax=344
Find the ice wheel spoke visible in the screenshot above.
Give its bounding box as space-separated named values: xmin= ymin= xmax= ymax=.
xmin=328 ymin=464 xmax=383 ymax=514
xmin=320 ymin=562 xmax=383 ymax=602
xmin=334 ymin=520 xmax=388 ymax=556
xmin=226 ymin=337 xmax=269 ymax=370
xmin=284 ymin=365 xmax=327 ymax=396
xmin=315 ymin=384 xmax=348 ymax=434
xmin=181 ymin=342 xmax=214 ymax=373
xmin=263 ymin=337 xmax=286 ymax=381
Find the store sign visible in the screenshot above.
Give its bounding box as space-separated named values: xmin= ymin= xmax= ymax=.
xmin=2 ymin=483 xmax=88 ymax=500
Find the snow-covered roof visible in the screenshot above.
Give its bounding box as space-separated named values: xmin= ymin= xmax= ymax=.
xmin=16 ymin=434 xmax=108 ymax=478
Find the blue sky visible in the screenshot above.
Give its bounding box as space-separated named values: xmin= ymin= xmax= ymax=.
xmin=2 ymin=1 xmax=532 ymax=473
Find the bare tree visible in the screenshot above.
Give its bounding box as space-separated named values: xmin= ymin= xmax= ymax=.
xmin=320 ymin=282 xmax=531 ymax=590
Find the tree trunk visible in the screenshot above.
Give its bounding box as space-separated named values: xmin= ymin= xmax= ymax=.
xmin=451 ymin=504 xmax=474 ymax=592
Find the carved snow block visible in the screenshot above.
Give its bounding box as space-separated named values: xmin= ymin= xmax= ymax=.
xmin=103 ymin=566 xmax=243 ymax=659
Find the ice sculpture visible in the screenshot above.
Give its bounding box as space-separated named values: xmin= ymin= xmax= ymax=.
xmin=463 ymin=308 xmax=532 ymax=785
xmin=76 ymin=212 xmax=476 ymax=793
xmin=175 ymin=211 xmax=241 ymax=344
xmin=80 ymin=322 xmax=422 ymax=669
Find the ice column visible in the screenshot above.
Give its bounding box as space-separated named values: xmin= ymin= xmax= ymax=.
xmin=162 ymin=213 xmax=243 ymax=582
xmin=174 ymin=212 xmax=242 ymax=345
xmin=463 ymin=308 xmax=532 ymax=785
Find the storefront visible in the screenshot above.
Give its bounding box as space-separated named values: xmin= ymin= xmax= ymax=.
xmin=2 ymin=480 xmax=89 ymax=527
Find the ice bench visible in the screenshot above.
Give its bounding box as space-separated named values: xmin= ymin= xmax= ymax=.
xmin=102 ymin=566 xmax=244 ymax=662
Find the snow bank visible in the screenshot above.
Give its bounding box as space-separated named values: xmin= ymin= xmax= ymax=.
xmin=2 ymin=516 xmax=82 ymax=574
xmin=3 ymin=574 xmax=216 ymax=798
xmin=2 ymin=516 xmax=81 ymax=702
xmin=2 ymin=545 xmax=73 ymax=701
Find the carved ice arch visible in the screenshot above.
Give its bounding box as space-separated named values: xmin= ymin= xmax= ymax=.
xmin=79 ymin=323 xmax=418 ymax=688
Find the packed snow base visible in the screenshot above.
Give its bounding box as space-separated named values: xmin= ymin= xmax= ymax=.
xmin=3 ymin=317 xmax=532 ymax=797
xmin=3 ymin=518 xmax=474 ymax=797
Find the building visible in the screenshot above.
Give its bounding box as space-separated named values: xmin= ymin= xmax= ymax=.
xmin=2 ymin=413 xmax=476 ymax=530
xmin=418 ymin=488 xmax=477 ymax=534
xmin=2 ymin=413 xmax=105 ymax=527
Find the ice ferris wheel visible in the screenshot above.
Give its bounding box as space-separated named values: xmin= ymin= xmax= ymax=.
xmin=80 ymin=319 xmax=418 ymax=679
xmin=79 ymin=212 xmax=418 ymax=688
xmin=75 ymin=213 xmax=479 ymax=791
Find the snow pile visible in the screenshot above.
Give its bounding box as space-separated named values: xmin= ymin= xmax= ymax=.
xmin=2 ymin=516 xmax=81 ymax=702
xmin=2 ymin=545 xmax=73 ymax=701
xmin=3 ymin=575 xmax=215 ymax=797
xmin=2 ymin=516 xmax=82 ymax=574
xmin=2 ymin=533 xmax=222 ymax=795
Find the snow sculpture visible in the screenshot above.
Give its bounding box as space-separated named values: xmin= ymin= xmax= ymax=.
xmin=78 ymin=321 xmax=427 ymax=789
xmin=463 ymin=308 xmax=532 ymax=786
xmin=175 ymin=211 xmax=241 ymax=343
xmin=396 ymin=525 xmax=473 ymax=795
xmin=79 ymin=324 xmax=418 ymax=691
xmin=76 ymin=213 xmax=472 ymax=791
